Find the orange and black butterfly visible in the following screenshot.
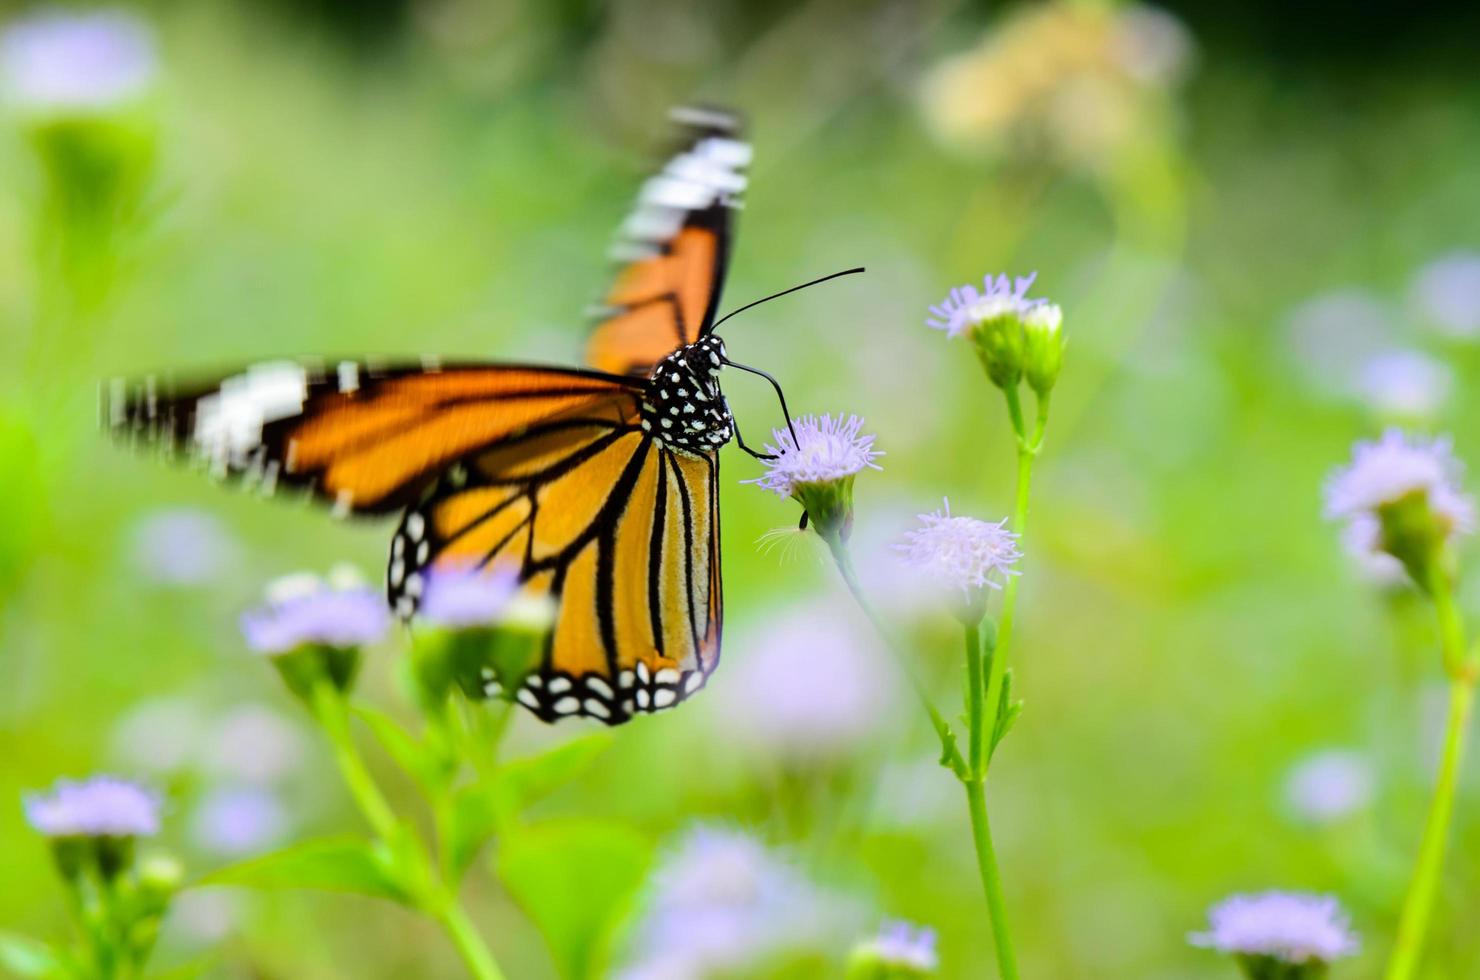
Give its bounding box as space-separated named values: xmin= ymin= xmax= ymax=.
xmin=107 ymin=107 xmax=846 ymax=726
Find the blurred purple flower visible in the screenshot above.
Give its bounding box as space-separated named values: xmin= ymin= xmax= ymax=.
xmin=24 ymin=775 xmax=160 ymax=838
xmin=855 ymin=920 xmax=939 ymax=972
xmin=189 ymin=785 xmax=288 ymax=856
xmin=1190 ymin=891 xmax=1359 ymax=964
xmin=1339 ymin=516 xmax=1408 ymax=587
xmin=110 ymin=696 xmax=207 ymax=774
xmin=1284 ymin=750 xmax=1375 ymax=824
xmin=418 ymin=562 xmax=521 ymax=628
xmin=1285 ymin=290 xmax=1396 ymax=397
xmin=127 ymin=507 xmax=240 ymax=587
xmin=1411 ymin=250 xmax=1480 ymax=339
xmin=897 ymin=498 xmax=1021 ymax=596
xmin=203 ymin=704 xmax=306 ymax=785
xmin=1323 ymin=430 xmax=1474 ymax=535
xmin=714 ymin=604 xmax=896 ymax=761
xmin=0 ymin=10 xmax=155 ymax=113
xmin=240 ymin=571 xmax=389 ymax=654
xmin=927 ymin=272 xmax=1042 ymax=339
xmin=744 ymin=414 xmax=883 ymax=498
xmin=1356 ymin=350 xmax=1451 ymax=421
xmin=619 ymin=825 xmax=855 ymax=978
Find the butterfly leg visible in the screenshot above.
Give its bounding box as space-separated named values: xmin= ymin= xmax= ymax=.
xmin=726 ymin=398 xmax=776 ymax=461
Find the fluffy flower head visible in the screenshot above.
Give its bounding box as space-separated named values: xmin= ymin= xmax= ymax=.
xmin=1189 ymin=891 xmax=1359 ymax=964
xmin=1284 ymin=750 xmax=1374 ymax=824
xmin=897 ymin=499 xmax=1021 ymax=597
xmin=746 ymin=414 xmax=882 ymax=498
xmin=854 ymin=920 xmax=939 ymax=972
xmin=418 ymin=563 xmax=521 ymax=629
xmin=0 ymin=10 xmax=156 ymax=113
xmin=1323 ymin=429 xmax=1473 ymax=532
xmin=24 ymin=776 xmax=161 ymax=838
xmin=240 ymin=567 xmax=389 ymax=655
xmin=926 ymin=272 xmax=1043 ymax=339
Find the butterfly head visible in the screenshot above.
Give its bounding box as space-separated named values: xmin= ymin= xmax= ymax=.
xmin=639 ymin=336 xmax=734 ymax=455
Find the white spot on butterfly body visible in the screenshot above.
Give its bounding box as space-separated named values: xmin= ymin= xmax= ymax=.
xmin=517 ymin=688 xmax=540 ymax=709
xmin=684 ymin=672 xmax=704 ymax=694
xmin=548 ymin=677 xmax=572 ymax=695
xmin=583 ymin=699 xmax=611 ymax=719
xmin=389 ymin=559 xmax=405 ymax=587
xmin=652 ymin=688 xmax=677 ymax=709
xmin=405 ymin=512 xmax=425 ymax=542
xmin=336 ymin=361 xmax=360 ymax=393
xmin=553 ymin=696 xmax=580 ymax=715
xmin=655 ymin=668 xmax=680 ymax=685
xmin=636 ymin=689 xmax=651 ymax=709
xmin=636 ymin=662 xmax=651 ymax=683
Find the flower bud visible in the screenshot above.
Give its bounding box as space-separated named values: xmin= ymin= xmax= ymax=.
xmin=1021 ymin=302 xmax=1065 ymax=395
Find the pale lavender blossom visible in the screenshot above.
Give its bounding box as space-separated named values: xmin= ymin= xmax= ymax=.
xmin=1411 ymin=250 xmax=1480 ymax=339
xmin=927 ymin=272 xmax=1043 ymax=338
xmin=619 ymin=825 xmax=854 ymax=978
xmin=240 ymin=571 xmax=389 ymax=654
xmin=1323 ymin=430 xmax=1474 ymax=535
xmin=127 ymin=507 xmax=240 ymax=586
xmin=1356 ymin=350 xmax=1452 ymax=421
xmin=418 ymin=563 xmax=520 ymax=628
xmin=897 ymin=499 xmax=1021 ymax=596
xmin=713 ymin=604 xmax=897 ymax=760
xmin=189 ymin=786 xmax=288 ymax=856
xmin=202 ymin=704 xmax=305 ymax=785
xmin=24 ymin=776 xmax=160 ymax=838
xmin=1285 ymin=290 xmax=1396 ymax=397
xmin=856 ymin=920 xmax=939 ymax=972
xmin=744 ymin=414 xmax=883 ymax=498
xmin=111 ymin=696 xmax=207 ymax=774
xmin=1339 ymin=516 xmax=1408 ymax=587
xmin=1190 ymin=892 xmax=1359 ymax=964
xmin=0 ymin=10 xmax=155 ymax=113
xmin=1284 ymin=750 xmax=1375 ymax=823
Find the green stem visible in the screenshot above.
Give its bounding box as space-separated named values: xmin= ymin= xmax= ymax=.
xmin=824 ymin=535 xmax=967 ymax=778
xmin=310 ymin=680 xmax=399 ymax=841
xmin=435 ymin=899 xmax=507 ymax=980
xmin=965 ymin=779 xmax=1020 ymax=980
xmin=965 ymin=623 xmax=986 ymax=776
xmin=1385 ymin=572 xmax=1476 ymax=980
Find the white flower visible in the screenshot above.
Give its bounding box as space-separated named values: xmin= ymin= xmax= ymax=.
xmin=1284 ymin=750 xmax=1375 ymax=824
xmin=1323 ymin=430 xmax=1474 ymax=533
xmin=897 ymin=499 xmax=1021 ymax=596
xmin=1190 ymin=891 xmax=1359 ymax=964
xmin=1411 ymin=250 xmax=1480 ymax=339
xmin=0 ymin=10 xmax=156 ymax=113
xmin=745 ymin=414 xmax=883 ymax=498
xmin=24 ymin=776 xmax=161 ymax=838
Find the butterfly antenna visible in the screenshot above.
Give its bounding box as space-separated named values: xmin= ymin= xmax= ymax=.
xmin=710 ymin=266 xmax=865 ymax=330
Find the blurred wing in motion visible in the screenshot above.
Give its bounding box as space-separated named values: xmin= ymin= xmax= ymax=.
xmin=105 ymin=360 xmax=645 ymax=515
xmin=585 ymin=106 xmax=751 ymax=377
xmin=390 ymin=430 xmax=723 ymax=725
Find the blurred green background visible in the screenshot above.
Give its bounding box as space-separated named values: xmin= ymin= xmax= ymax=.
xmin=4 ymin=0 xmax=1480 ymax=976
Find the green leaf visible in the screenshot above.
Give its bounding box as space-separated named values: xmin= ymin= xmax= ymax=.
xmin=197 ymin=837 xmax=408 ymax=904
xmin=0 ymin=932 xmax=61 ymax=978
xmin=355 ymin=704 xmax=449 ymax=794
xmin=496 ymin=819 xmax=652 ymax=980
xmin=496 ymin=733 xmax=614 ymax=815
xmin=446 ymin=784 xmax=500 ymax=881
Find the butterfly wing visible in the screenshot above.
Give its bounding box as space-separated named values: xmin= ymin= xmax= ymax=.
xmin=391 ymin=431 xmax=722 ymax=724
xmin=106 ymin=360 xmax=645 ymax=515
xmin=585 ymin=107 xmax=751 ymax=377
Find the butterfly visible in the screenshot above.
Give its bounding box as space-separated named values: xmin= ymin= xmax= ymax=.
xmin=107 ymin=106 xmax=851 ymax=726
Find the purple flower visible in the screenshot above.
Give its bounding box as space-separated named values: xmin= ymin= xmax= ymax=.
xmin=713 ymin=603 xmax=897 ymax=760
xmin=127 ymin=507 xmax=240 ymax=586
xmin=24 ymin=776 xmax=161 ymax=838
xmin=926 ymin=272 xmax=1043 ymax=339
xmin=744 ymin=414 xmax=883 ymax=498
xmin=897 ymin=499 xmax=1021 ymax=596
xmin=855 ymin=920 xmax=939 ymax=972
xmin=0 ymin=10 xmax=156 ymax=113
xmin=1190 ymin=892 xmax=1359 ymax=964
xmin=189 ymin=786 xmax=288 ymax=857
xmin=203 ymin=704 xmax=306 ymax=784
xmin=1284 ymin=750 xmax=1374 ymax=824
xmin=619 ymin=825 xmax=855 ymax=978
xmin=1323 ymin=430 xmax=1474 ymax=535
xmin=1356 ymin=350 xmax=1451 ymax=421
xmin=240 ymin=570 xmax=389 ymax=654
xmin=1411 ymin=250 xmax=1480 ymax=339
xmin=418 ymin=563 xmax=521 ymax=628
